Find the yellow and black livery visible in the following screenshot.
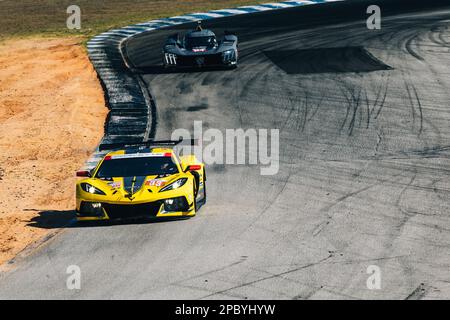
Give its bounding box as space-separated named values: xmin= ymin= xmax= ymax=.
xmin=76 ymin=140 xmax=206 ymax=221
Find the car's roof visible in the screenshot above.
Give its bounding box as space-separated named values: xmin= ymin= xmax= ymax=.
xmin=186 ymin=29 xmax=215 ymax=38
xmin=105 ymin=147 xmax=174 ymax=158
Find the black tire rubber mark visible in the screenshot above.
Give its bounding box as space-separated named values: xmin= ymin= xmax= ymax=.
xmin=405 ymin=34 xmax=425 ymax=61
xmin=405 ymin=82 xmax=423 ymax=136
xmin=405 ymin=283 xmax=430 ymax=300
xmin=339 ymin=81 xmax=363 ymax=136
xmin=338 ymin=82 xmax=353 ymax=134
xmin=374 ymin=73 xmax=390 ymax=120
xmin=199 ymin=254 xmax=334 ymax=299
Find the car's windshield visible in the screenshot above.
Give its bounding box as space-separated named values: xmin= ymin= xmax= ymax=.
xmin=95 ymin=156 xmax=178 ymax=178
xmin=185 ymin=36 xmax=217 ymax=49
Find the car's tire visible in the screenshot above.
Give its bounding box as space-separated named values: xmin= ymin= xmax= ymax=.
xmin=200 ymin=169 xmax=207 ymax=205
xmin=192 ymin=185 xmax=198 ymax=214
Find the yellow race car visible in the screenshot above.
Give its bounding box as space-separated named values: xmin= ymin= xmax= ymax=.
xmin=75 ymin=140 xmax=206 ymax=221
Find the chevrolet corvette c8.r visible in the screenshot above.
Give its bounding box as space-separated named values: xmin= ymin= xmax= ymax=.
xmin=76 ymin=140 xmax=206 ymax=221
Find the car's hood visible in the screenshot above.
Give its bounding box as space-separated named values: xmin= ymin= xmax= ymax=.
xmin=84 ymin=174 xmax=182 ymax=200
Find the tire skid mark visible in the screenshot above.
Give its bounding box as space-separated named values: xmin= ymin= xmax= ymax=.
xmin=404 ymin=81 xmax=424 ymax=136
xmin=312 ymin=170 xmax=407 ymax=237
xmin=338 ymin=81 xmax=353 ymax=134
xmin=299 ymin=89 xmax=309 ymax=133
xmin=173 ymin=282 xmax=248 ymax=299
xmin=350 ymin=85 xmax=363 ymax=136
xmin=339 ymin=80 xmax=363 ymax=136
xmin=307 ymin=94 xmax=324 ymax=123
xmin=248 ymin=264 xmax=344 ymax=300
xmin=171 ymin=257 xmax=247 ymax=287
xmin=405 ymin=283 xmax=431 ymax=300
xmin=242 ymin=171 xmax=292 ymax=234
xmin=198 ymin=254 xmax=334 ymax=299
xmin=278 ymin=83 xmax=301 ymax=132
xmin=364 ymin=88 xmax=371 ymax=129
xmin=394 ymin=170 xmax=418 ymax=228
xmin=374 ymin=129 xmax=384 ymax=154
xmin=412 ymin=85 xmax=424 ymax=136
xmin=428 ymin=23 xmax=450 ymax=48
xmin=370 ymin=143 xmax=450 ymax=161
xmin=430 ymin=178 xmax=449 ymax=201
xmin=405 ymin=33 xmax=425 ymax=61
xmin=374 ymin=72 xmax=390 ymax=120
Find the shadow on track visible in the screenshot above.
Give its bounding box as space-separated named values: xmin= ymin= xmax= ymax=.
xmin=133 ymin=65 xmax=236 ymax=75
xmin=26 ymin=210 xmax=190 ymax=229
xmin=264 ymin=47 xmax=393 ymax=74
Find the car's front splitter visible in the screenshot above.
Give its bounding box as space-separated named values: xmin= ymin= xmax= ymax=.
xmin=76 ymin=197 xmax=195 ymax=221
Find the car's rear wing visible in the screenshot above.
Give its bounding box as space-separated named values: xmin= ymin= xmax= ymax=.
xmin=99 ymin=139 xmax=197 ymax=151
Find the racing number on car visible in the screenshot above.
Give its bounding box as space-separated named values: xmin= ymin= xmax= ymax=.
xmin=145 ymin=179 xmax=167 ymax=187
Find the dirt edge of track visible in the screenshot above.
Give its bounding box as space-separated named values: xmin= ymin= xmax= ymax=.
xmin=0 ymin=37 xmax=107 ymax=266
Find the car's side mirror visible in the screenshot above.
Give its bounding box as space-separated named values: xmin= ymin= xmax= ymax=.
xmin=76 ymin=170 xmax=91 ymax=177
xmin=185 ymin=165 xmax=201 ymax=172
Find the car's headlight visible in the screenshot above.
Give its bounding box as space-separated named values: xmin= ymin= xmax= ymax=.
xmin=163 ymin=197 xmax=189 ymax=212
xmin=165 ymin=53 xmax=177 ymax=65
xmin=222 ymin=49 xmax=235 ymax=61
xmin=159 ymin=178 xmax=188 ymax=192
xmin=80 ymin=183 xmax=106 ymax=195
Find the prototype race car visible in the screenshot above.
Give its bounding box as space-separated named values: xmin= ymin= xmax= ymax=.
xmin=75 ymin=140 xmax=206 ymax=221
xmin=163 ymin=21 xmax=238 ymax=68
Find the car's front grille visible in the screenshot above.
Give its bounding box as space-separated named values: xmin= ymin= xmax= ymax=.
xmin=102 ymin=202 xmax=162 ymax=220
xmin=178 ymin=53 xmax=223 ymax=66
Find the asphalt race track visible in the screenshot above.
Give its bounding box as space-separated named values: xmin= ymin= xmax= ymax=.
xmin=1 ymin=0 xmax=450 ymax=299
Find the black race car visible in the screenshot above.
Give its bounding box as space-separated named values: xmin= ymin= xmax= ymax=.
xmin=163 ymin=22 xmax=238 ymax=69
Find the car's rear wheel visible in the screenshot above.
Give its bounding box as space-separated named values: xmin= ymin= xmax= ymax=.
xmin=202 ymin=180 xmax=207 ymax=204
xmin=192 ymin=185 xmax=198 ymax=214
xmin=199 ymin=169 xmax=207 ymax=206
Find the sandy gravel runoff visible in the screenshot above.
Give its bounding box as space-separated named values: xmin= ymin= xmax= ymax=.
xmin=0 ymin=37 xmax=106 ymax=265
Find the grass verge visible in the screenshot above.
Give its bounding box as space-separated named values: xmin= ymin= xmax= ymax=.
xmin=0 ymin=0 xmax=271 ymax=42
